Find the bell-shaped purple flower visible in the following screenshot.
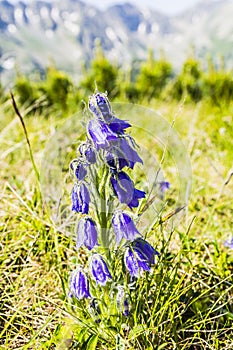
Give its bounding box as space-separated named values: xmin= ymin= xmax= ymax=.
xmin=109 ymin=117 xmax=131 ymax=134
xmin=124 ymin=247 xmax=150 ymax=278
xmin=111 ymin=137 xmax=143 ymax=169
xmin=111 ymin=171 xmax=134 ymax=204
xmin=70 ymin=160 xmax=87 ymax=180
xmin=69 ymin=268 xmax=91 ymax=299
xmin=132 ymin=238 xmax=159 ymax=264
xmin=128 ymin=189 xmax=146 ymax=209
xmin=79 ymin=143 xmax=96 ymax=164
xmin=159 ymin=181 xmax=170 ymax=193
xmin=88 ymin=119 xmax=118 ymax=150
xmin=111 ymin=171 xmax=145 ymax=208
xmin=90 ymin=254 xmax=112 ymax=286
xmin=112 ymin=211 xmax=140 ymax=244
xmin=77 ymin=218 xmax=98 ymax=250
xmin=71 ymin=183 xmax=90 ymax=214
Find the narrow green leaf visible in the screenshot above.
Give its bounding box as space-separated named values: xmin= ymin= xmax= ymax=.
xmin=86 ymin=334 xmax=99 ymax=350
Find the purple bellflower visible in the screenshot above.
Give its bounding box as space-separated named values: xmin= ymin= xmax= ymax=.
xmin=71 ymin=183 xmax=90 ymax=214
xmin=132 ymin=238 xmax=159 ymax=265
xmin=111 ymin=171 xmax=134 ymax=204
xmin=111 ymin=171 xmax=146 ymax=208
xmin=128 ymin=188 xmax=146 ymax=209
xmin=110 ymin=137 xmax=143 ymax=169
xmin=159 ymin=181 xmax=170 ymax=193
xmin=124 ymin=247 xmax=150 ymax=278
xmin=76 ymin=217 xmax=98 ymax=250
xmin=69 ymin=268 xmax=91 ymax=299
xmin=112 ymin=211 xmax=141 ymax=244
xmin=88 ymin=119 xmax=118 ymax=150
xmin=91 ymin=254 xmax=112 ymax=286
xmin=108 ymin=117 xmax=131 ymax=134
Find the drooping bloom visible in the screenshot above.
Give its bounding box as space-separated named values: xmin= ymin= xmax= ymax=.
xmin=88 ymin=119 xmax=118 ymax=150
xmin=112 ymin=211 xmax=140 ymax=244
xmin=70 ymin=160 xmax=87 ymax=180
xmin=124 ymin=246 xmax=151 ymax=278
xmin=111 ymin=171 xmax=134 ymax=204
xmin=132 ymin=238 xmax=159 ymax=264
xmin=79 ymin=143 xmax=96 ymax=164
xmin=128 ymin=189 xmax=146 ymax=209
xmin=90 ymin=254 xmax=112 ymax=286
xmin=71 ymin=183 xmax=90 ymax=214
xmin=69 ymin=268 xmax=90 ymax=299
xmin=76 ymin=217 xmax=98 ymax=250
xmin=159 ymin=181 xmax=170 ymax=193
xmin=110 ymin=137 xmax=143 ymax=169
xmin=111 ymin=171 xmax=145 ymax=208
xmin=108 ymin=117 xmax=131 ymax=134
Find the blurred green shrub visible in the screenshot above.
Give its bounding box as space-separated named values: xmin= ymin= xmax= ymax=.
xmin=169 ymin=57 xmax=203 ymax=102
xmin=40 ymin=65 xmax=72 ymax=111
xmin=203 ymin=57 xmax=233 ymax=106
xmin=6 ymin=50 xmax=233 ymax=114
xmin=135 ymin=49 xmax=173 ymax=102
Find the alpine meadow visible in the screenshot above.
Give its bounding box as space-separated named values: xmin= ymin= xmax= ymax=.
xmin=0 ymin=2 xmax=233 ymax=349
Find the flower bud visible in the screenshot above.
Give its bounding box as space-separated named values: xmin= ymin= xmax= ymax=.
xmin=111 ymin=171 xmax=145 ymax=208
xmin=70 ymin=160 xmax=87 ymax=180
xmin=79 ymin=143 xmax=96 ymax=164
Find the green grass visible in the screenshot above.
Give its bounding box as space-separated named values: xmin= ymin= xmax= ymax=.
xmin=0 ymin=95 xmax=232 ymax=349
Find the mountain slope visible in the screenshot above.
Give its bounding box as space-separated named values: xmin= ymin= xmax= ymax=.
xmin=0 ymin=0 xmax=233 ymax=84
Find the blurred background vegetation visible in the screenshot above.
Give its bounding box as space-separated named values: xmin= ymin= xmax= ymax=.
xmin=1 ymin=43 xmax=233 ymax=114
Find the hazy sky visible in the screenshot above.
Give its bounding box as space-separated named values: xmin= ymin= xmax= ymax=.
xmin=84 ymin=0 xmax=203 ymax=14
